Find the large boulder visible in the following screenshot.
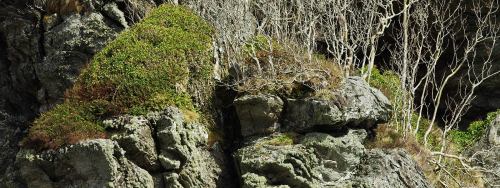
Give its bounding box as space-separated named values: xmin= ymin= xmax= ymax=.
xmin=283 ymin=77 xmax=392 ymax=132
xmin=300 ymin=130 xmax=367 ymax=172
xmin=147 ymin=107 xmax=223 ymax=188
xmin=16 ymin=139 xmax=154 ymax=188
xmin=234 ymin=144 xmax=323 ymax=188
xmin=234 ymin=129 xmax=432 ymax=188
xmin=353 ymin=149 xmax=432 ymax=188
xmin=234 ymin=94 xmax=284 ymax=137
xmin=106 ymin=115 xmax=160 ymax=171
xmin=14 ymin=106 xmax=229 ymax=188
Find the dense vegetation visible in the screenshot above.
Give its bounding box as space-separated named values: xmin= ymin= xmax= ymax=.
xmin=450 ymin=110 xmax=499 ymax=151
xmin=22 ymin=4 xmax=214 ymax=150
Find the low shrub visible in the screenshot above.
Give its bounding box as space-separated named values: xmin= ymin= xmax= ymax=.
xmin=367 ymin=67 xmax=401 ymax=102
xmin=449 ymin=109 xmax=499 ymax=151
xmin=235 ymin=35 xmax=343 ymax=99
xmin=22 ymin=4 xmax=214 ymax=150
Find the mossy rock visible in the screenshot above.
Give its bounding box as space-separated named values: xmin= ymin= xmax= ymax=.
xmin=23 ymin=4 xmax=215 ymax=150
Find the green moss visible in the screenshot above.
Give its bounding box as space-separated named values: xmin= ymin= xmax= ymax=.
xmin=23 ymin=4 xmax=214 ymax=150
xmin=258 ymin=133 xmax=297 ymax=146
xmin=449 ymin=110 xmax=499 ymax=151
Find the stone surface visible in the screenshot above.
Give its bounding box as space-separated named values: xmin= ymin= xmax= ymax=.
xmin=235 ymin=144 xmax=322 ymax=188
xmin=300 ymin=129 xmax=367 ymax=172
xmin=234 ymin=94 xmax=284 ymax=137
xmin=235 ymin=130 xmax=431 ymax=188
xmin=12 ymin=106 xmax=230 ymax=188
xmin=465 ymin=114 xmax=500 ymax=187
xmin=353 ymin=149 xmax=432 ymax=188
xmin=283 ymin=77 xmax=392 ymax=132
xmin=106 ymin=115 xmax=160 ymax=171
xmin=148 ymin=107 xmax=222 ymax=188
xmin=0 ymin=111 xmax=25 ymax=188
xmin=36 ymin=12 xmax=119 ymax=111
xmin=16 ymin=139 xmax=154 ymax=188
xmin=0 ymin=0 xmax=155 ymax=118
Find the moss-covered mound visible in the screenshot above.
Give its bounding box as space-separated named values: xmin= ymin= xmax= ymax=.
xmin=23 ymin=4 xmax=214 ymax=150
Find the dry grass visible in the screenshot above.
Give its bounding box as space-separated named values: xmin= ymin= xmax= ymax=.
xmin=234 ymin=35 xmax=343 ymax=99
xmin=368 ymin=124 xmax=485 ymax=188
xmin=45 ymin=0 xmax=85 ymax=15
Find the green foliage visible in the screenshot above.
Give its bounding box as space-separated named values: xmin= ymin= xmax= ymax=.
xmin=367 ymin=67 xmax=442 ymax=150
xmin=259 ymin=133 xmax=296 ymax=146
xmin=23 ymin=4 xmax=214 ymax=150
xmin=367 ymin=67 xmax=401 ymax=102
xmin=449 ymin=110 xmax=499 ymax=151
xmin=411 ymin=113 xmax=441 ymax=150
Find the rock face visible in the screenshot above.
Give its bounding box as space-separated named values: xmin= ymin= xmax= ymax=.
xmin=283 ymin=77 xmax=392 ymax=132
xmin=16 ymin=139 xmax=154 ymax=188
xmin=0 ymin=0 xmax=154 ymax=185
xmin=15 ymin=107 xmax=227 ymax=188
xmin=234 ymin=94 xmax=284 ymax=137
xmin=0 ymin=111 xmax=25 ymax=188
xmin=0 ymin=0 xmax=155 ymax=118
xmin=106 ymin=115 xmax=160 ymax=171
xmin=466 ymin=114 xmax=500 ymax=187
xmin=234 ymin=130 xmax=432 ymax=188
xmin=354 ymin=149 xmax=432 ymax=188
xmin=147 ymin=107 xmax=221 ymax=188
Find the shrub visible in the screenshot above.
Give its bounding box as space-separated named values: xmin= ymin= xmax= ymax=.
xmin=449 ymin=109 xmax=499 ymax=151
xmin=367 ymin=67 xmax=401 ymax=102
xmin=236 ymin=35 xmax=343 ymax=99
xmin=22 ymin=4 xmax=214 ymax=150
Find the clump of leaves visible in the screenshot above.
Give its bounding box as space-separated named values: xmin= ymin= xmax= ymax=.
xmin=449 ymin=110 xmax=499 ymax=151
xmin=235 ymin=35 xmax=343 ymax=99
xmin=22 ymin=4 xmax=214 ymax=150
xmin=367 ymin=67 xmax=401 ymax=102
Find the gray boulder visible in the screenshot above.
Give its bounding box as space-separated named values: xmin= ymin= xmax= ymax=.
xmin=234 ymin=144 xmax=322 ymax=188
xmin=283 ymin=77 xmax=391 ymax=132
xmin=148 ymin=107 xmax=222 ymax=188
xmin=234 ymin=94 xmax=284 ymax=137
xmin=300 ymin=129 xmax=367 ymax=172
xmin=235 ymin=130 xmax=431 ymax=188
xmin=16 ymin=139 xmax=154 ymax=188
xmin=234 ymin=130 xmax=368 ymax=187
xmin=353 ymin=149 xmax=432 ymax=188
xmin=106 ymin=115 xmax=160 ymax=171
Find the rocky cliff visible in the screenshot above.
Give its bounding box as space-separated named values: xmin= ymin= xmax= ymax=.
xmin=5 ymin=75 xmax=434 ymax=188
xmin=2 ymin=1 xmax=494 ymax=188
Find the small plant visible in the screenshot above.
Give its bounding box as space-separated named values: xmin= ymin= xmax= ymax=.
xmin=449 ymin=110 xmax=499 ymax=151
xmin=257 ymin=133 xmax=297 ymax=146
xmin=23 ymin=4 xmax=215 ymax=150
